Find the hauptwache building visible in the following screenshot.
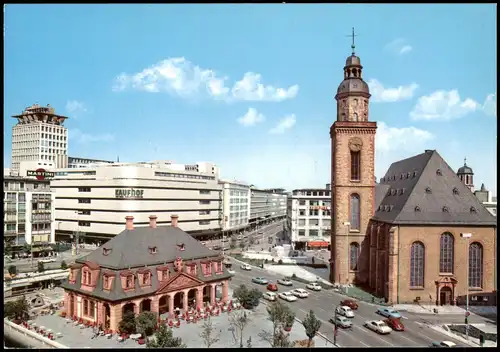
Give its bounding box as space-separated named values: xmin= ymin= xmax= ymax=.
xmin=51 ymin=161 xmax=223 ymax=243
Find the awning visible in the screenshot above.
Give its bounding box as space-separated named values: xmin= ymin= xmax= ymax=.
xmin=308 ymin=241 xmax=329 ymax=247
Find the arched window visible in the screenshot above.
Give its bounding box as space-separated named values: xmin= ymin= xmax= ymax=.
xmin=350 ymin=194 xmax=360 ymax=230
xmin=469 ymin=242 xmax=483 ymax=288
xmin=349 ymin=242 xmax=360 ymax=271
xmin=350 ymin=151 xmax=360 ymax=181
xmin=439 ymin=233 xmax=454 ymax=274
xmin=410 ymin=241 xmax=425 ymax=287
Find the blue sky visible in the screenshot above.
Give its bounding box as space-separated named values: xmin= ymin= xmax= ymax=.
xmin=4 ymin=4 xmax=497 ymax=193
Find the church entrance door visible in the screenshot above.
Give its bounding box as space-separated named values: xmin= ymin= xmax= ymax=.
xmin=440 ymin=286 xmax=452 ymax=306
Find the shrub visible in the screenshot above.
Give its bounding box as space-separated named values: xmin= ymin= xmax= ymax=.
xmin=60 ymin=260 xmax=68 ymax=270
xmin=119 ymin=311 xmax=137 ymax=334
xmin=8 ymin=265 xmax=17 ymax=277
xmin=233 ymin=284 xmax=263 ymax=309
xmin=37 ymin=261 xmax=45 ymax=273
xmin=278 ymin=259 xmax=283 ymax=265
xmin=136 ymin=311 xmax=158 ymax=336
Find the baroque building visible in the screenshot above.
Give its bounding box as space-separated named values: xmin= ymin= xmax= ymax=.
xmin=61 ymin=215 xmax=231 ymax=331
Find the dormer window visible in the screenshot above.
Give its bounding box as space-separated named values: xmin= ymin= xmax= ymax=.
xmin=215 ymin=261 xmax=224 ymax=274
xmin=442 ymin=206 xmax=449 ymax=213
xmin=436 ymin=169 xmax=442 ymax=176
xmin=452 ymin=187 xmax=459 ymax=195
xmin=414 ymin=206 xmax=421 ymax=212
xmin=177 ymin=243 xmax=185 ymax=251
xmin=142 ymin=272 xmax=151 ymax=286
xmin=82 ymin=270 xmax=92 ymax=285
xmin=186 ymin=263 xmax=197 ymax=275
xmin=69 ymin=269 xmax=75 ymax=282
xmin=203 ymin=261 xmax=212 ymax=276
xmin=425 ymin=187 xmax=432 ymax=194
xmin=406 ymin=172 xmax=411 ymax=178
xmin=412 ymin=171 xmax=417 ymax=178
xmin=470 ymin=206 xmax=477 ymax=213
xmin=149 ymin=246 xmax=157 ymax=254
xmin=103 ymin=275 xmax=111 ymax=290
xmin=126 ymin=275 xmax=134 ymax=289
xmin=400 ymin=174 xmax=404 ymax=179
xmin=103 ymin=248 xmax=112 ymax=256
xmin=399 ymin=189 xmax=405 ymax=195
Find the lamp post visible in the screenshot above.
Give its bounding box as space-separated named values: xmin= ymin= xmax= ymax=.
xmin=460 ymin=232 xmax=472 ymax=340
xmin=343 ymin=222 xmax=351 ymax=294
xmin=333 ymin=303 xmax=341 ymax=346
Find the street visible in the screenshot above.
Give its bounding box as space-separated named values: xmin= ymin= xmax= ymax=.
xmin=4 ymin=249 xmax=93 ymax=273
xmin=228 ymin=262 xmax=469 ymax=348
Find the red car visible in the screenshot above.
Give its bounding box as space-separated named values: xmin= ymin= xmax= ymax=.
xmin=267 ymin=283 xmax=278 ymax=291
xmin=384 ymin=318 xmax=404 ymax=331
xmin=340 ymin=299 xmax=359 ymax=310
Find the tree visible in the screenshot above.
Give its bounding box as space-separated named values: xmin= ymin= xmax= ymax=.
xmin=228 ymin=310 xmax=251 ymax=348
xmin=37 ymin=261 xmax=45 ymax=273
xmin=258 ymin=300 xmax=295 ymax=347
xmin=248 ymin=235 xmax=255 ymax=246
xmin=118 ymin=310 xmax=137 ymax=334
xmin=239 ymin=242 xmax=245 ymax=250
xmin=302 ymin=310 xmax=322 ymax=348
xmin=246 ymin=336 xmax=252 ymax=348
xmin=23 ymin=243 xmax=31 ymax=254
xmin=60 ymin=260 xmax=68 ymax=270
xmin=147 ymin=324 xmax=186 ymax=348
xmin=136 ymin=311 xmax=157 ymax=337
xmin=4 ymin=296 xmax=30 ymax=321
xmin=230 ymin=236 xmax=237 ymax=249
xmin=233 ymin=284 xmax=262 ymax=309
xmin=199 ymin=315 xmax=221 ymax=348
xmin=8 ymin=265 xmax=17 ymax=277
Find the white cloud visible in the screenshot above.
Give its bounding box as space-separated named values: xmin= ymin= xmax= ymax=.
xmin=238 ymin=108 xmax=265 ymax=126
xmin=269 ymin=114 xmax=296 ymax=134
xmin=65 ymin=100 xmax=87 ymax=115
xmin=69 ymin=129 xmax=115 ymax=144
xmin=483 ymin=93 xmax=497 ymax=117
xmin=368 ymin=79 xmax=419 ymax=103
xmin=376 ymin=122 xmax=434 ymax=153
xmin=385 ymin=39 xmax=413 ymax=55
xmin=410 ymin=90 xmax=483 ymax=121
xmin=112 ymin=57 xmax=298 ymax=102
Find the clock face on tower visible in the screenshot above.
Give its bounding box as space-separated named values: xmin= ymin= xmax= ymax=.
xmin=349 ymin=137 xmax=363 ymax=152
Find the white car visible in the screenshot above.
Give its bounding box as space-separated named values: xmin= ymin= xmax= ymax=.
xmin=291 ymin=288 xmax=309 ymax=298
xmin=277 ymin=277 xmax=293 ymax=286
xmin=336 ymin=306 xmax=355 ymax=318
xmin=227 ymin=269 xmax=236 ymax=275
xmin=306 ymin=282 xmax=322 ymax=291
xmin=240 ymin=264 xmax=251 ymax=271
xmin=263 ymin=292 xmax=277 ymax=301
xmin=278 ymin=291 xmax=298 ymax=302
xmin=364 ymin=320 xmax=392 ymax=335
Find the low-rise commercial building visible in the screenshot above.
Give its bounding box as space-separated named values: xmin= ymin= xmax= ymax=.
xmin=61 ymin=215 xmax=231 ymax=332
xmin=51 ymin=161 xmax=222 ymax=243
xmin=3 ymin=174 xmax=56 ymax=250
xmin=286 ymin=186 xmax=331 ymax=251
xmin=249 ymin=187 xmax=287 ymax=228
xmin=67 ymin=157 xmax=114 ymax=169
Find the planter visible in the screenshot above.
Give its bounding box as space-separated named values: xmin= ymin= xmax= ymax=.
xmin=284 ymin=326 xmax=292 ymax=332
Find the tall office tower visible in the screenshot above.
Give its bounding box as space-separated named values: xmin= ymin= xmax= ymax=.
xmin=11 ymin=104 xmax=69 ymax=173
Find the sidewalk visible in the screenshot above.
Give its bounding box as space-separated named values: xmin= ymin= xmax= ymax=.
xmin=393 ymin=304 xmax=497 ymax=317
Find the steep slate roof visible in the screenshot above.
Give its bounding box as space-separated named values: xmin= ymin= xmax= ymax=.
xmin=76 ymin=225 xmax=220 ymax=270
xmin=372 ymin=150 xmax=497 ymax=226
xmin=375 ymin=183 xmax=390 ymax=211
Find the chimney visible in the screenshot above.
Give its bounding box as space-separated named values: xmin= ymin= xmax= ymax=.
xmin=171 ymin=214 xmax=179 ymax=228
xmin=149 ymin=215 xmax=157 ymax=229
xmin=125 ymin=216 xmax=134 ymax=230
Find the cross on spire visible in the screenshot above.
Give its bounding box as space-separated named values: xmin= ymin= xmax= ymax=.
xmin=464 ymin=157 xmax=467 ymax=166
xmin=346 ymin=27 xmax=358 ymax=55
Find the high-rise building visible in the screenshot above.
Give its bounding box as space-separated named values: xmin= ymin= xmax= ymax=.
xmin=219 ymin=179 xmax=251 ymax=233
xmin=11 ymin=104 xmax=69 ymax=173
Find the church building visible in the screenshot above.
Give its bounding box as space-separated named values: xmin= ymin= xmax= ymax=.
xmin=329 ymin=41 xmax=496 ymax=306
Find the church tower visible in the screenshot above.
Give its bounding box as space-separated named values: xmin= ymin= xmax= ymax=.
xmin=329 ymin=32 xmax=377 ymax=284
xmin=457 ymin=158 xmax=475 ymax=192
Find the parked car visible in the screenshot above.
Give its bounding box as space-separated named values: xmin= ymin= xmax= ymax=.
xmin=227 ymin=269 xmax=236 ymax=275
xmin=213 ymin=245 xmax=221 ymax=250
xmin=364 ymin=320 xmax=392 ymax=335
xmin=263 ymin=292 xmax=277 ymax=301
xmin=240 ymin=264 xmax=251 ymax=271
xmin=340 ymin=299 xmax=358 ymax=310
xmin=384 ymin=318 xmax=404 ymax=331
xmin=329 ymin=315 xmax=353 ymax=328
xmin=278 ymin=291 xmax=298 ymax=302
xmin=335 ymin=306 xmax=355 ymax=318
xmin=306 ymin=282 xmax=322 ymax=291
xmin=267 ymin=283 xmax=278 ymax=291
xmin=277 ymin=277 xmax=293 ymax=286
xmin=430 ymin=341 xmax=457 ymax=348
xmin=377 ymin=307 xmax=402 ymax=319
xmin=252 ymin=277 xmax=269 ymax=285
xmin=291 ymin=288 xmax=309 ymax=298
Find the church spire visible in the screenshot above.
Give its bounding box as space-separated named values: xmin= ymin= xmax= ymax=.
xmin=348 ymin=27 xmax=357 ymax=55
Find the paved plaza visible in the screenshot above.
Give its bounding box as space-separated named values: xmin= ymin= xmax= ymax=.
xmin=29 ymin=302 xmax=333 ymax=348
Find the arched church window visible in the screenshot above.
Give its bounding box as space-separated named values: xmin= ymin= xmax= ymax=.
xmin=439 ymin=232 xmax=454 ymax=274
xmin=353 ymin=113 xmax=358 ymax=122
xmin=410 ymin=241 xmax=425 ymax=287
xmin=349 ymin=242 xmax=360 ymax=271
xmin=350 ymin=151 xmax=360 ymax=181
xmin=469 ymin=242 xmax=483 ymax=288
xmin=350 ymin=194 xmax=360 ymax=230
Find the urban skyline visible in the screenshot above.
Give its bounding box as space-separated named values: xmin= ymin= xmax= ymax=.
xmin=4 ymin=4 xmax=497 ymax=193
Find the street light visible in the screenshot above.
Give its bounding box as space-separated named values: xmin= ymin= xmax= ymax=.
xmin=333 ymin=303 xmax=341 ymax=346
xmin=460 ymin=232 xmax=472 ymax=340
xmin=343 ymin=222 xmax=351 ymax=294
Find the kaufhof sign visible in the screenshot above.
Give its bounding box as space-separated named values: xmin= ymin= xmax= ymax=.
xmin=115 ymin=189 xmax=144 ymax=199
xmin=27 ymin=168 xmax=55 ymax=180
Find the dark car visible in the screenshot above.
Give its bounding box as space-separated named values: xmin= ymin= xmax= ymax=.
xmin=384 ymin=318 xmax=404 ymax=331
xmin=340 ymin=299 xmax=359 ymax=310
